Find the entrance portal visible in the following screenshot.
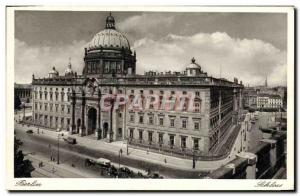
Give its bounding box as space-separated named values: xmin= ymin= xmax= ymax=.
xmin=87 ymin=107 xmax=97 ymax=135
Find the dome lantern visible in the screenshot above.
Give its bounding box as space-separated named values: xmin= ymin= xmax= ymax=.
xmin=105 ymin=12 xmax=115 ymax=29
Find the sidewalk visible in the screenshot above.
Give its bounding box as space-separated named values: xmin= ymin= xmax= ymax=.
xmin=25 ymin=152 xmax=99 ymax=178
xmin=15 ymin=123 xmax=235 ymax=171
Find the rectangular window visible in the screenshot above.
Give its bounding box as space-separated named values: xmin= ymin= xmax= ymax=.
xmin=55 ymin=104 xmax=59 ymax=112
xmin=148 ymin=132 xmax=153 ymax=143
xmin=35 ymin=103 xmax=38 ymax=110
xmin=181 ymin=137 xmax=186 ymax=149
xmin=44 ymin=103 xmax=48 ymax=111
xmin=61 ymin=105 xmax=65 ymax=113
xmin=61 ymin=93 xmax=64 ymax=101
xmin=119 ymin=113 xmax=122 ymax=118
xmin=67 ymin=106 xmax=70 ymax=114
xmin=61 ymin=117 xmax=64 ymax=128
xmin=170 ymin=119 xmax=175 ymax=127
xmin=194 ymin=139 xmax=199 ymax=150
xmin=182 ymin=119 xmax=187 ymax=129
xmin=195 ymin=91 xmax=200 ymax=96
xmin=158 ymin=133 xmax=163 ymax=144
xmin=159 ymin=117 xmax=164 ymax=126
xmin=139 ymin=130 xmax=143 ymax=142
xmin=129 ymin=129 xmax=134 ymax=139
xmin=169 ymin=135 xmax=175 ymax=148
xmin=50 ymin=93 xmax=53 ymax=101
xmin=139 ymin=115 xmax=144 ymax=124
xmin=194 ymin=122 xmax=200 ymax=130
xmin=39 ymin=104 xmax=42 ymax=110
xmin=130 ymin=114 xmax=135 ymax=122
xmin=149 ymin=116 xmax=153 ymax=124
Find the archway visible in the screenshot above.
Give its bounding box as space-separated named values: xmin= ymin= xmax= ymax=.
xmin=87 ymin=107 xmax=97 ymax=135
xmin=103 ymin=122 xmax=109 ymax=138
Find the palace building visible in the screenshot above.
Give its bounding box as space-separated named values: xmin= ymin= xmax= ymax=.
xmin=31 ymin=13 xmax=243 ymax=156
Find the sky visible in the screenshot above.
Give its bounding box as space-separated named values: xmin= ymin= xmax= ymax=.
xmin=14 ymin=11 xmax=287 ymax=86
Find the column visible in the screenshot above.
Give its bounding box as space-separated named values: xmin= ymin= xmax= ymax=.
xmin=80 ymin=91 xmax=86 ymax=136
xmin=236 ymin=152 xmax=257 ymax=179
xmin=71 ymin=91 xmax=76 ymax=134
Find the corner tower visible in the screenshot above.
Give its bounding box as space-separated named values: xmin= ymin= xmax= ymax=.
xmin=82 ymin=13 xmax=136 ymax=77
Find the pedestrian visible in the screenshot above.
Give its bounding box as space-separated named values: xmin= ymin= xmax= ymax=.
xmin=164 ymin=158 xmax=167 ymax=164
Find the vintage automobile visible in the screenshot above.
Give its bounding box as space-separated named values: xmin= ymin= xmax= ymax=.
xmin=64 ymin=137 xmax=77 ymax=144
xmin=95 ymin=158 xmax=111 ymax=167
xmin=26 ymin=129 xmax=33 ymax=134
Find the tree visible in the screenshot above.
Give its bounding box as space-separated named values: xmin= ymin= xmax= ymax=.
xmin=14 ymin=95 xmax=22 ymax=110
xmin=14 ymin=137 xmax=35 ymax=177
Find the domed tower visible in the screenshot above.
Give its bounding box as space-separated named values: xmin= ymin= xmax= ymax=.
xmin=83 ymin=12 xmax=136 ymax=77
xmin=186 ymin=57 xmax=206 ymax=76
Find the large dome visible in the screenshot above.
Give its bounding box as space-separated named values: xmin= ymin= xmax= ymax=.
xmin=88 ymin=29 xmax=130 ymax=50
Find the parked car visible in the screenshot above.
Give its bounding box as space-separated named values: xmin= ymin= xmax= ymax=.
xmin=95 ymin=158 xmax=111 ymax=167
xmin=64 ymin=137 xmax=77 ymax=144
xmin=26 ymin=130 xmax=33 ymax=134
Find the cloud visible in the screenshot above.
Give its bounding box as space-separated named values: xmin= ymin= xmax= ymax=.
xmin=118 ymin=13 xmax=175 ymax=39
xmin=15 ymin=39 xmax=87 ymax=84
xmin=132 ymin=32 xmax=287 ymax=86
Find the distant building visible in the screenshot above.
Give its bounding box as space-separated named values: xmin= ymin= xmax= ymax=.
xmin=243 ymin=87 xmax=257 ymax=109
xmin=257 ymin=94 xmax=283 ymax=109
xmin=14 ymin=83 xmax=32 ymax=103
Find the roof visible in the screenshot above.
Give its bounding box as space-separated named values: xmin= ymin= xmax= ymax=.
xmin=258 ymin=93 xmax=281 ymax=99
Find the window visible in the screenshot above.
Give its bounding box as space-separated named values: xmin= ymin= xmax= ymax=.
xmin=169 ymin=135 xmax=175 ymax=148
xmin=181 ymin=137 xmax=186 ymax=149
xmin=50 ymin=104 xmax=53 ymax=112
xmin=170 ymin=118 xmax=175 ymax=127
xmin=194 ymin=122 xmax=200 ymax=130
xmin=149 ymin=116 xmax=153 ymax=124
xmin=119 ymin=113 xmax=122 ymax=118
xmin=182 ymin=119 xmax=187 ymax=129
xmin=139 ymin=130 xmax=143 ymax=142
xmin=67 ymin=118 xmax=70 ymax=125
xmin=39 ymin=103 xmax=42 ymax=110
xmin=195 ymin=91 xmax=200 ymax=96
xmin=131 ymin=90 xmax=134 ymax=94
xmin=44 ymin=103 xmax=48 ymax=111
xmin=50 ymin=93 xmax=53 ymax=101
xmin=39 ymin=92 xmax=42 ymax=99
xmin=194 ymin=101 xmax=201 ymax=112
xmin=129 ymin=129 xmax=134 ymax=139
xmin=50 ymin=116 xmax=53 ymax=127
xmin=67 ymin=106 xmax=70 ymax=114
xmin=183 ymin=91 xmax=187 ymax=95
xmin=158 ymin=133 xmax=163 ymax=144
xmin=55 ymin=104 xmax=59 ymax=112
xmin=61 ymin=117 xmax=64 ymax=128
xmin=44 ymin=115 xmax=48 ymax=126
xmin=130 ymin=114 xmax=135 ymax=122
xmin=44 ymin=92 xmax=48 ymax=100
xmin=35 ymin=103 xmax=38 ymax=110
xmin=139 ymin=115 xmax=144 ymax=124
xmin=148 ymin=132 xmax=153 ymax=143
xmin=67 ymin=94 xmax=70 ymax=102
xmin=159 ymin=117 xmax=164 ymax=126
xmin=61 ymin=105 xmax=65 ymax=113
xmin=55 ymin=117 xmax=58 ymax=128
xmin=61 ymin=93 xmax=64 ymax=101
xmin=55 ymin=93 xmax=58 ymax=101
xmin=194 ymin=139 xmax=199 ymax=150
